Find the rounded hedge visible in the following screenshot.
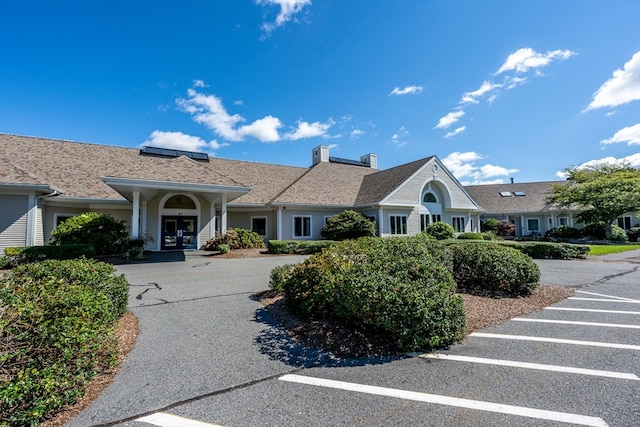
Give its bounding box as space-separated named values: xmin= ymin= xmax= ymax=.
xmin=448 ymin=242 xmax=540 ymax=295
xmin=50 ymin=212 xmax=129 ymax=255
xmin=320 ymin=210 xmax=376 ymax=241
xmin=424 ymin=221 xmax=455 ymax=240
xmin=280 ymin=235 xmax=465 ymax=352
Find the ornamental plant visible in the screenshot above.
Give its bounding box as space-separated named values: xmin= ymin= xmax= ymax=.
xmin=320 ymin=210 xmax=376 ymax=241
xmin=50 ymin=212 xmax=129 ymax=255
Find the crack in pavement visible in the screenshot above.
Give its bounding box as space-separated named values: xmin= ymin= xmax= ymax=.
xmin=573 ymin=265 xmax=639 ymax=289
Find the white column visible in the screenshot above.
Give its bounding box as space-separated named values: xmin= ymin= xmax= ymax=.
xmin=378 ymin=207 xmax=384 ymax=236
xmin=520 ymin=214 xmax=525 ymax=236
xmin=277 ymin=206 xmax=283 ymax=240
xmin=131 ymin=191 xmax=140 ymax=238
xmin=221 ymin=194 xmax=228 ymax=234
xmin=210 ymin=200 xmax=217 ymax=239
xmin=141 ymin=200 xmax=147 ymax=238
xmin=26 ymin=194 xmax=37 ymax=246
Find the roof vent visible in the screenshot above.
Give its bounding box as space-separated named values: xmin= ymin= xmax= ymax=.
xmin=140 ymin=146 xmax=209 ymax=161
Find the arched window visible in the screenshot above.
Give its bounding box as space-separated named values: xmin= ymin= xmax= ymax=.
xmin=423 ymin=192 xmax=437 ymax=203
xmin=164 ymin=195 xmax=196 ymax=209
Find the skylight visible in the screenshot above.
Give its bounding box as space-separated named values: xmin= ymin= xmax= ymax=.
xmin=513 ymin=191 xmax=527 ymax=196
xmin=499 ymin=191 xmax=512 ymax=197
xmin=140 ymin=146 xmax=209 ymax=161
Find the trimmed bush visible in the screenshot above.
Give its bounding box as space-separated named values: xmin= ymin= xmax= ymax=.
xmin=457 ymin=232 xmax=484 ymax=240
xmin=269 ymin=263 xmax=297 ymax=292
xmin=320 ymin=210 xmax=376 ymax=241
xmin=515 ymin=241 xmax=589 ymax=259
xmin=50 ymin=212 xmax=129 ymax=255
xmin=280 ymin=236 xmax=465 ymax=351
xmin=545 ymin=225 xmax=582 ymax=239
xmin=628 ymin=227 xmax=640 ymax=243
xmin=205 ymin=228 xmax=265 ymax=251
xmin=0 ymin=258 xmax=128 ymax=426
xmin=2 ymin=244 xmax=96 ymax=266
xmin=267 ymin=239 xmax=336 ymax=254
xmin=481 ymin=218 xmax=515 ymax=236
xmin=448 ymin=242 xmax=540 ymax=295
xmin=424 ymin=221 xmax=455 ymax=240
xmin=610 ymin=224 xmax=628 ymax=242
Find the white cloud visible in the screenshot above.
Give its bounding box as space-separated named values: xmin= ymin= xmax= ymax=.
xmin=257 ymin=0 xmax=311 ymax=34
xmin=389 ymin=85 xmax=423 ymax=96
xmin=238 ymin=115 xmax=283 ymax=142
xmin=284 ymin=120 xmax=332 ymax=140
xmin=350 ymin=129 xmax=365 ymax=139
xmin=434 ymin=110 xmax=465 ymax=129
xmin=444 ymin=126 xmax=466 ymax=138
xmin=390 ymin=126 xmax=409 ymax=147
xmin=193 ymin=79 xmax=207 ymax=88
xmin=142 ymin=130 xmax=228 ymax=153
xmin=177 ymin=89 xmax=245 ymax=141
xmin=555 ymin=152 xmax=640 ymax=178
xmin=442 ymin=151 xmax=518 ymax=185
xmin=586 ymin=51 xmax=640 ymax=110
xmin=495 ymin=48 xmax=576 ymax=75
xmin=601 ymin=123 xmax=640 ymax=145
xmin=460 ymin=81 xmax=502 ymax=105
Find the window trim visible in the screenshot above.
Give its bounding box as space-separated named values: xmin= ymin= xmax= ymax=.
xmin=422 ymin=191 xmax=438 ymax=203
xmin=54 ymin=213 xmax=76 ymax=228
xmin=293 ymin=215 xmax=312 ymax=239
xmin=389 ymin=214 xmax=408 ymax=235
xmin=526 ymin=218 xmax=540 ymax=233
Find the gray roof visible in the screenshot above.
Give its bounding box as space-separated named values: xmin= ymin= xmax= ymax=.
xmin=465 ymin=181 xmax=567 ymax=214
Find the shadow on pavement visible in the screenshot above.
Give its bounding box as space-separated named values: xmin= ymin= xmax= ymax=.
xmin=252 ymin=301 xmax=403 ymax=369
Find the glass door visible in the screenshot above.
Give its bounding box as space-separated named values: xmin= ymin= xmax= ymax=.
xmin=161 ymin=216 xmax=197 ymax=250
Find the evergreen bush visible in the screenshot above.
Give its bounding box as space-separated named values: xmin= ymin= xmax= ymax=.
xmin=50 ymin=212 xmax=129 ymax=255
xmin=424 ymin=221 xmax=455 ymax=240
xmin=320 ymin=210 xmax=376 ymax=241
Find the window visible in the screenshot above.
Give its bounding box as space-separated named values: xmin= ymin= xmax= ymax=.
xmin=420 ymin=214 xmax=429 ymax=231
xmin=390 ymin=215 xmax=407 ymax=235
xmin=559 ymin=217 xmax=569 ymax=226
xmin=251 ymin=217 xmax=267 ymax=236
xmin=617 ymin=216 xmax=632 ymax=230
xmin=527 ymin=218 xmax=540 ymax=232
xmin=423 ymin=192 xmax=437 ymax=203
xmin=293 ymin=216 xmax=311 ymax=238
xmin=431 ymin=214 xmax=441 ymax=223
xmin=54 ymin=214 xmax=75 ymax=228
xmin=452 ymin=216 xmax=466 ymax=233
xmin=164 ymin=195 xmax=196 ymax=209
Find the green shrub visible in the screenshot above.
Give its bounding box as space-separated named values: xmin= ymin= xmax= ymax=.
xmin=448 ymin=242 xmax=540 ymax=295
xmin=545 ymin=225 xmax=582 ymax=239
xmin=457 ymin=232 xmax=483 ymax=240
xmin=205 ymin=228 xmax=265 ymax=251
xmin=2 ymin=244 xmax=96 ymax=266
xmin=424 ymin=221 xmax=455 ymax=240
xmin=217 ymin=243 xmax=230 ymax=254
xmin=481 ymin=232 xmax=496 ymax=240
xmin=0 ymin=258 xmax=127 ymax=426
xmin=515 ymin=241 xmax=589 ymax=259
xmin=281 ymin=236 xmax=465 ymax=352
xmin=269 ymin=263 xmax=297 ymax=292
xmin=50 ymin=212 xmax=129 ymax=255
xmin=7 ymin=258 xmax=129 ymax=318
xmin=320 ymin=210 xmax=376 ymax=241
xmin=481 ymin=218 xmax=515 ymax=236
xmin=610 ymin=224 xmax=628 ymax=242
xmin=267 ymin=240 xmax=336 ymax=254
xmin=628 ymin=227 xmax=640 ymax=243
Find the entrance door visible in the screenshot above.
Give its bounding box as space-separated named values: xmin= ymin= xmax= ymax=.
xmin=161 ymin=216 xmax=197 ymax=250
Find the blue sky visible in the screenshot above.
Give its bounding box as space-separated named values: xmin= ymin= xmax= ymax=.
xmin=1 ymin=0 xmax=639 ymax=184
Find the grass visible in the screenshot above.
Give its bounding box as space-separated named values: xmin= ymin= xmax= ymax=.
xmin=588 ymin=244 xmax=640 ymax=256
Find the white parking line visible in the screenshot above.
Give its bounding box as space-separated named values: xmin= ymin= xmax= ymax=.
xmin=419 ymin=354 xmax=639 ymax=381
xmin=512 ymin=318 xmax=640 ymax=329
xmin=279 ymin=374 xmax=609 ymax=427
xmin=545 ymin=307 xmax=640 ymax=315
xmin=568 ymin=297 xmax=640 ymax=303
xmin=470 ymin=333 xmax=640 ymax=350
xmin=576 ymin=291 xmax=639 ymax=302
xmin=137 ymin=412 xmax=223 ymax=427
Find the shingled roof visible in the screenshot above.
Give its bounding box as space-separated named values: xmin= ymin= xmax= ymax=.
xmin=465 ymin=181 xmax=566 ymax=214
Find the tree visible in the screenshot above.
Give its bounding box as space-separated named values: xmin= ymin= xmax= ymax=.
xmin=547 ymin=163 xmax=640 ymax=239
xmin=320 ymin=210 xmax=376 ymax=240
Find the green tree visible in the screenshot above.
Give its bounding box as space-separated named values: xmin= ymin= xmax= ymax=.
xmin=320 ymin=210 xmax=376 ymax=240
xmin=547 ymin=163 xmax=640 ymax=239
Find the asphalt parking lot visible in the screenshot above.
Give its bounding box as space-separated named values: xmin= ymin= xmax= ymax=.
xmin=67 ymin=251 xmax=640 ymax=427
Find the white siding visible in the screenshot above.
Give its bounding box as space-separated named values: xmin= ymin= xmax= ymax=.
xmin=0 ymin=194 xmax=29 ymax=251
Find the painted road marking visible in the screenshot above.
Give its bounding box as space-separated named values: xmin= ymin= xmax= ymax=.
xmin=419 ymin=354 xmax=639 ymax=381
xmin=568 ymin=297 xmax=640 ymax=303
xmin=279 ymin=374 xmax=609 ymax=427
xmin=512 ymin=318 xmax=640 ymax=329
xmin=576 ymin=291 xmax=639 ymax=302
xmin=545 ymin=307 xmax=640 ymax=315
xmin=470 ymin=333 xmax=640 ymax=350
xmin=137 ymin=412 xmax=223 ymax=427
